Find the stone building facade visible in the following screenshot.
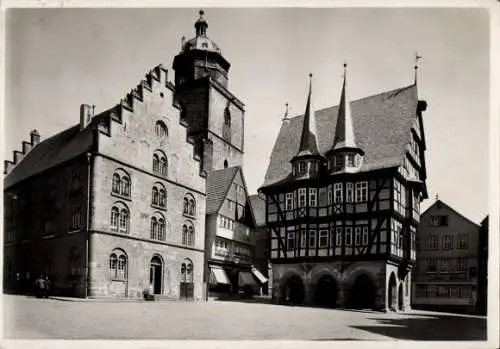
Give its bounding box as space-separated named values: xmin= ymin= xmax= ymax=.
xmin=3 ymin=10 xmax=254 ymax=300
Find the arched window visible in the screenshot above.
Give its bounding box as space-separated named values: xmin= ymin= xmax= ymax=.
xmin=222 ymin=107 xmax=231 ymax=142
xmin=153 ymin=151 xmax=168 ymax=177
xmin=112 ymin=170 xmax=131 ymax=197
xmin=160 ymin=157 xmax=168 ymax=176
xmin=155 ymin=121 xmax=168 ymax=139
xmin=189 ymin=199 xmax=196 ymax=216
xmin=158 ymin=218 xmax=166 ymax=241
xmin=121 ymin=176 xmax=130 ymax=197
xmin=153 ymin=154 xmax=160 ymax=172
xmin=151 ymin=213 xmax=166 ymax=241
xmin=182 ymin=221 xmax=195 ymax=246
xmin=150 ymin=217 xmax=158 ymax=239
xmin=111 ymin=207 xmax=119 ymax=229
xmin=109 ymin=249 xmax=127 ymax=280
xmin=180 ymin=259 xmax=194 ymax=283
xmin=119 ymin=209 xmax=129 ymax=233
xmin=152 ymin=187 xmax=159 ymax=206
xmin=224 ymin=159 xmax=228 ymax=169
xmin=159 ymin=189 xmax=166 ymax=207
xmin=183 ymin=194 xmax=196 ymax=217
xmin=112 ymin=174 xmax=121 ymax=194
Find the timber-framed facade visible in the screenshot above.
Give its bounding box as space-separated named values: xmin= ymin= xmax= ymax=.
xmin=260 ymin=68 xmax=429 ymax=312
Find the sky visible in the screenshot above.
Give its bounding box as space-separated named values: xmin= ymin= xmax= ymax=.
xmin=3 ymin=7 xmax=490 ymax=224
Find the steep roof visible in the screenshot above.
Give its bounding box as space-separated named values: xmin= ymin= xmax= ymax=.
xmin=294 ymin=75 xmax=321 ymax=159
xmin=205 ymin=166 xmax=240 ymax=214
xmin=249 ymin=194 xmax=266 ymax=227
xmin=262 ymin=84 xmax=418 ymax=189
xmin=4 ymin=124 xmax=95 ymax=189
xmin=329 ymin=69 xmax=363 ymax=155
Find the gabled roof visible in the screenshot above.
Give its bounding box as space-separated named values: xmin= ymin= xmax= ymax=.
xmin=249 ymin=194 xmax=266 ymax=228
xmin=261 ymin=84 xmax=419 ymax=189
xmin=4 ymin=124 xmax=95 ymax=189
xmin=421 ymin=199 xmax=481 ymax=228
xmin=205 ymin=166 xmax=240 ymax=215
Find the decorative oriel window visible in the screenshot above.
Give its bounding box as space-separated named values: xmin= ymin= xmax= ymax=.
xmin=355 ymin=181 xmax=368 ymax=202
xmin=297 ymin=188 xmax=306 ymax=208
xmin=109 ymin=249 xmax=127 ymax=280
xmin=333 ymin=183 xmax=343 ymax=203
xmin=155 ymin=120 xmax=168 ymax=139
xmin=183 ymin=193 xmax=196 ymax=217
xmin=153 ymin=150 xmax=168 ymax=177
xmin=182 ymin=221 xmax=195 ymax=246
xmin=110 ymin=202 xmax=130 ymax=233
xmin=150 ymin=213 xmax=166 ymax=241
xmin=112 ymin=170 xmax=131 ymax=197
xmin=308 ymin=188 xmax=317 ymax=207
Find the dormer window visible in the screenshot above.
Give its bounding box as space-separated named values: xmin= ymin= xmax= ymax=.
xmin=346 ymin=154 xmax=356 ymax=167
xmin=335 ymin=156 xmax=344 ymax=170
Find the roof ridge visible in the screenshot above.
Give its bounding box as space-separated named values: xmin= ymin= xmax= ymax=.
xmin=422 ymin=199 xmax=481 ymax=228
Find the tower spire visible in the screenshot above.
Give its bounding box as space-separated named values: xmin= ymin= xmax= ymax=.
xmin=330 ymin=63 xmax=363 ymax=154
xmin=295 ymin=73 xmax=321 ymax=158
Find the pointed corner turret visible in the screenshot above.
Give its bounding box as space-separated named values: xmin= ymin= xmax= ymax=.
xmin=326 ymin=64 xmax=364 ymax=174
xmin=290 ymin=73 xmax=326 ymax=179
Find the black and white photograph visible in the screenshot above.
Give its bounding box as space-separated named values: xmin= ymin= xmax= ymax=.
xmin=1 ymin=1 xmax=498 ymax=348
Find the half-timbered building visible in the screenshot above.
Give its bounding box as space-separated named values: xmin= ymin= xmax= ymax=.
xmin=259 ymin=66 xmax=429 ymax=311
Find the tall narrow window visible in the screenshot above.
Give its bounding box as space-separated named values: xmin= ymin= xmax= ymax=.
xmin=345 ymin=227 xmax=352 ymax=246
xmin=110 ymin=249 xmax=127 ymax=281
xmin=121 ymin=177 xmax=130 ymax=197
xmin=285 ymin=193 xmax=294 ymax=211
xmin=355 ymin=181 xmax=368 ymax=202
xmin=111 ymin=207 xmax=119 ymax=229
xmin=346 ymin=183 xmax=354 ymax=203
xmin=159 ymin=189 xmax=166 ymax=207
xmin=362 ymin=226 xmax=369 ymax=245
xmin=336 ymin=227 xmax=343 ymax=246
xmin=309 ymin=230 xmax=316 ymax=248
xmin=287 ymin=232 xmax=296 ymax=250
xmin=327 ymin=185 xmax=333 ymax=205
xmin=155 ymin=121 xmax=168 ymax=139
xmin=119 ymin=209 xmax=129 ymax=233
xmin=355 ymin=227 xmax=361 ymax=246
xmin=298 ymin=188 xmax=306 ymax=208
xmin=223 ymin=107 xmax=231 ymax=142
xmin=150 ymin=217 xmax=158 ymax=239
xmin=319 ymin=230 xmax=328 ymax=247
xmin=112 ymin=174 xmax=121 ymax=194
xmin=153 ymin=154 xmax=160 ymax=172
xmin=309 ymin=188 xmax=317 ymax=207
xmin=334 ymin=183 xmax=343 ymax=203
xmin=152 ymin=187 xmax=159 ymax=206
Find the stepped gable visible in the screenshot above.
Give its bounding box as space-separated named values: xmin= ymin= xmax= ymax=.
xmin=3 ymin=63 xmax=204 ymax=189
xmin=262 ymin=84 xmax=418 ymax=188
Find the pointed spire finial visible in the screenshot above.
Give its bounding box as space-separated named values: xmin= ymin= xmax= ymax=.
xmin=199 ymin=9 xmax=205 ymax=18
xmin=284 ymin=102 xmax=289 ymax=119
xmin=414 ymin=52 xmax=422 ymax=84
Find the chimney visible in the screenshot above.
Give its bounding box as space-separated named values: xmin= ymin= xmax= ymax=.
xmin=30 ymin=129 xmax=40 ymax=146
xmin=80 ymin=104 xmax=94 ymax=130
xmin=4 ymin=160 xmax=14 ymax=175
xmin=13 ymin=151 xmax=23 ymax=164
xmin=22 ymin=141 xmax=32 ymax=154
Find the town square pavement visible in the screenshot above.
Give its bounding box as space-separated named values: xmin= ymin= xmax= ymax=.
xmin=2 ymin=294 xmax=487 ymax=341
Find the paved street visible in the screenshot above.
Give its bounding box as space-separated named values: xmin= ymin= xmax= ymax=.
xmin=3 ymin=294 xmax=486 ymax=340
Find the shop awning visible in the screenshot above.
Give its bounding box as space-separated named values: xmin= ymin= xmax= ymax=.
xmin=238 ymin=271 xmax=258 ymax=288
xmin=251 ymin=265 xmax=268 ymax=284
xmin=209 ymin=266 xmax=231 ymax=285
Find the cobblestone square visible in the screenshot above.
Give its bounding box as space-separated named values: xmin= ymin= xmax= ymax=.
xmin=2 ymin=295 xmax=487 ymax=341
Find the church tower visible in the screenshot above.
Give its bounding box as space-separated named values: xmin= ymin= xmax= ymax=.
xmin=173 ymin=10 xmax=245 ymax=173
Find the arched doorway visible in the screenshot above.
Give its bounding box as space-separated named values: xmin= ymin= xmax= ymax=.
xmin=350 ymin=274 xmax=377 ymax=309
xmin=180 ymin=259 xmax=194 ymax=300
xmin=282 ymin=275 xmax=305 ymax=305
xmin=388 ymin=273 xmax=397 ymax=310
xmin=398 ymin=283 xmax=404 ymax=311
xmin=150 ymin=256 xmax=163 ymax=295
xmin=313 ymin=275 xmax=338 ymax=308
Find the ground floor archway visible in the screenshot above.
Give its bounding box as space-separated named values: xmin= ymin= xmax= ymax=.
xmin=313 ymin=275 xmax=338 ymax=308
xmin=150 ymin=256 xmax=163 ymax=295
xmin=388 ymin=273 xmax=397 ymax=310
xmin=349 ymin=274 xmax=377 ymax=309
xmin=281 ymin=275 xmax=305 ymax=305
